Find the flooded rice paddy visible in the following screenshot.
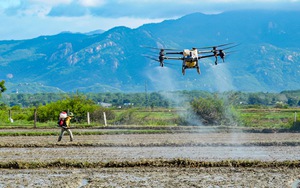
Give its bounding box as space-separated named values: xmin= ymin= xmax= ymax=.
xmin=0 ymin=128 xmax=300 ymax=187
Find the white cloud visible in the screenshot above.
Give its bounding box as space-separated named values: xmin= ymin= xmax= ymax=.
xmin=78 ymin=0 xmax=107 ymax=7
xmin=28 ymin=0 xmax=72 ymax=6
xmin=0 ymin=13 xmax=164 ymax=40
xmin=0 ymin=0 xmax=299 ymax=40
xmin=3 ymin=0 xmax=300 ymax=18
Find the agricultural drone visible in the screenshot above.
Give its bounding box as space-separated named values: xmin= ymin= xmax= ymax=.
xmin=144 ymin=43 xmax=238 ymax=75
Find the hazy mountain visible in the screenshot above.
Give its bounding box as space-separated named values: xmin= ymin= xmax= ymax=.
xmin=0 ymin=10 xmax=299 ymax=93
xmin=84 ymin=29 xmax=106 ymax=35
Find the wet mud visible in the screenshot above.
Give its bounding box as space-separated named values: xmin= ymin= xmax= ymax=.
xmin=1 ymin=131 xmax=300 ymax=187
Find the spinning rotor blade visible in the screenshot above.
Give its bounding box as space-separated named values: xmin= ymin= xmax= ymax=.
xmin=143 ymin=55 xmax=176 ymax=67
xmin=219 ymin=43 xmax=240 ymax=51
xmin=140 ymin=45 xmax=179 ymax=51
xmin=143 ymin=55 xmax=159 ymax=62
xmin=197 ymin=42 xmax=235 ymax=50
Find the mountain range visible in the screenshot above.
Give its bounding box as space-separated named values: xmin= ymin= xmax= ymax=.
xmin=0 ymin=10 xmax=299 ymax=93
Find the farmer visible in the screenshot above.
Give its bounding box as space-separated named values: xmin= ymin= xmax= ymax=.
xmin=57 ymin=112 xmax=74 ymax=142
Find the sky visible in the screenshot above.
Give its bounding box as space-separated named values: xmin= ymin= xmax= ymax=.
xmin=0 ymin=0 xmax=299 ymax=40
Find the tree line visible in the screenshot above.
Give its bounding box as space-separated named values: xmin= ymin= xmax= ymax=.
xmin=0 ymin=90 xmax=299 ymax=127
xmin=0 ymin=90 xmax=299 ymax=108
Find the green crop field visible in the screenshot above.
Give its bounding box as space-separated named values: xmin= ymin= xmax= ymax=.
xmin=237 ymin=108 xmax=300 ymax=129
xmin=0 ymin=106 xmax=299 ymax=130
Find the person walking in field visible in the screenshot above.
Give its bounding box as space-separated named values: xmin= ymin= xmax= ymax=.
xmin=57 ymin=111 xmax=74 ymax=142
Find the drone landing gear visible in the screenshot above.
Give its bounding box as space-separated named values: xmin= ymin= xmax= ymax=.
xmin=182 ymin=67 xmax=185 ymax=75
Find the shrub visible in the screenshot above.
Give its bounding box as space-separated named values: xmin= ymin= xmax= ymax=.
xmin=90 ymin=107 xmax=115 ymax=124
xmin=37 ymin=95 xmax=98 ymax=123
xmin=114 ymin=109 xmax=139 ymax=125
xmin=190 ymin=96 xmax=239 ymax=125
xmin=274 ymin=101 xmax=288 ymax=109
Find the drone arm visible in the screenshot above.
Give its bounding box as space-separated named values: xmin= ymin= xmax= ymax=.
xmin=199 ymin=54 xmax=219 ymax=65
xmin=164 ymin=57 xmax=184 ymax=60
xmin=198 ymin=50 xmax=213 ymax=54
xmin=198 ymin=54 xmax=216 ymax=59
xmin=166 ymin=52 xmax=183 ymax=55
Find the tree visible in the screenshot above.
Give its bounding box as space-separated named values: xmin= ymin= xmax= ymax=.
xmin=37 ymin=95 xmax=98 ymax=122
xmin=287 ymin=98 xmax=298 ymax=106
xmin=0 ymin=80 xmax=6 ymax=96
xmin=248 ymin=93 xmax=263 ymax=105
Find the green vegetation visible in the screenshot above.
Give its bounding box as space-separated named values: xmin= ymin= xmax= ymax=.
xmin=190 ymin=95 xmax=239 ymax=125
xmin=0 ymin=80 xmax=6 ymax=96
xmin=1 ymin=90 xmax=300 ymax=108
xmin=238 ymin=108 xmax=299 ymax=129
xmin=37 ymin=95 xmax=98 ymax=122
xmin=0 ymin=90 xmax=299 ymax=129
xmin=112 ymin=108 xmax=180 ymax=125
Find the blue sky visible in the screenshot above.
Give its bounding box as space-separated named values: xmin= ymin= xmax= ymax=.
xmin=0 ymin=0 xmax=299 ymax=40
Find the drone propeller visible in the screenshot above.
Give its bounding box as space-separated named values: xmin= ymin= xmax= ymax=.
xmin=219 ymin=43 xmax=240 ymax=51
xmin=197 ymin=42 xmax=235 ymax=50
xmin=143 ymin=42 xmax=238 ymax=72
xmin=214 ymin=43 xmax=240 ymax=64
xmin=143 ymin=54 xmax=165 ymax=67
xmin=143 ymin=55 xmax=159 ymax=62
xmin=143 ymin=55 xmax=176 ymax=67
xmin=217 ymin=48 xmax=239 ymax=63
xmin=140 ymin=45 xmax=179 ymax=51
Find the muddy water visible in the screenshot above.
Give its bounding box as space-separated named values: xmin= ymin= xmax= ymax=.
xmin=1 ymin=167 xmax=300 ymax=187
xmin=2 ymin=146 xmax=300 ymax=162
xmin=1 ymin=132 xmax=300 ymax=187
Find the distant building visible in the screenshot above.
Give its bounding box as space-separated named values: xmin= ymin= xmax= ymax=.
xmin=123 ymin=103 xmax=134 ymax=106
xmin=99 ymin=102 xmax=112 ymax=108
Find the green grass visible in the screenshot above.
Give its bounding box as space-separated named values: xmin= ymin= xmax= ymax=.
xmin=238 ymin=108 xmax=300 ymax=128
xmin=114 ymin=108 xmax=179 ymax=118
xmin=112 ymin=108 xmax=180 ymax=126
xmin=0 ymin=107 xmax=299 ymax=129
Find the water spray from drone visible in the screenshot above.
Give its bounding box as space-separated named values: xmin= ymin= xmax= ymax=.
xmin=147 ymin=67 xmax=202 ymax=126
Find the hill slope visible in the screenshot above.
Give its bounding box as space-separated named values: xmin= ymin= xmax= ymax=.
xmin=0 ymin=10 xmax=299 ymax=93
